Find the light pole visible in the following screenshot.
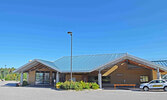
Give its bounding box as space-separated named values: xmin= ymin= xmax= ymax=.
xmin=68 ymin=32 xmax=73 ymax=82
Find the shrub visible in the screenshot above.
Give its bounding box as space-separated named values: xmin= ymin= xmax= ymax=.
xmin=61 ymin=81 xmax=71 ymax=90
xmin=55 ymin=82 xmax=62 ymax=89
xmin=85 ymin=83 xmax=91 ymax=89
xmin=91 ymin=83 xmax=99 ymax=89
xmin=22 ymin=81 xmax=28 ymax=86
xmin=56 ymin=81 xmax=99 ymax=90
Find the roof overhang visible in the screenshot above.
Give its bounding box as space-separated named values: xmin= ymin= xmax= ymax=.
xmin=13 ymin=59 xmax=60 ymax=73
xmin=93 ymin=54 xmax=167 ymax=72
xmin=14 ymin=54 xmax=167 ymax=73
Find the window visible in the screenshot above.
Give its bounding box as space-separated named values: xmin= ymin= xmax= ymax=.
xmin=88 ymin=76 xmax=111 ymax=83
xmin=149 ymin=80 xmax=156 ymax=84
xmin=155 ymin=80 xmax=160 ymax=83
xmin=102 ymin=76 xmax=110 ymax=83
xmin=149 ymin=80 xmax=165 ymax=84
xmin=72 ymin=77 xmax=76 ymax=82
xmin=88 ymin=76 xmax=98 ymax=83
xmin=35 ymin=71 xmax=50 ymax=85
xmin=159 ymin=80 xmax=165 ymax=83
xmin=140 ymin=76 xmax=149 ymax=82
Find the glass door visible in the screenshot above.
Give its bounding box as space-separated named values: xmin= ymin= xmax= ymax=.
xmin=35 ymin=71 xmax=50 ymax=85
xmin=36 ymin=72 xmax=44 ymax=84
xmin=44 ymin=73 xmax=50 ymax=84
xmin=52 ymin=72 xmax=56 ymax=85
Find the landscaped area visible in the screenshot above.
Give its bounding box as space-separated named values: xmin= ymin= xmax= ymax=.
xmin=56 ymin=81 xmax=99 ymax=90
xmin=0 ymin=81 xmax=167 ymax=100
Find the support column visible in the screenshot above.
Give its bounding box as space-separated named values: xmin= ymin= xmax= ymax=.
xmin=50 ymin=71 xmax=52 ymax=85
xmin=98 ymin=70 xmax=102 ymax=89
xmin=56 ymin=72 xmax=59 ymax=83
xmin=157 ymin=68 xmax=161 ymax=79
xmin=20 ymin=72 xmax=23 ymax=86
xmin=27 ymin=72 xmax=29 ymax=83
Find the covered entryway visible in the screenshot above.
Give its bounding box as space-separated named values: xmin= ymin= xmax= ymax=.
xmin=13 ymin=59 xmax=62 ymax=86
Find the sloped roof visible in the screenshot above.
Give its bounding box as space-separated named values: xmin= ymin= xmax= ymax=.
xmin=14 ymin=53 xmax=167 ymax=73
xmin=152 ymin=60 xmax=167 ymax=67
xmin=53 ymin=53 xmax=126 ymax=72
xmin=36 ymin=59 xmax=59 ymax=71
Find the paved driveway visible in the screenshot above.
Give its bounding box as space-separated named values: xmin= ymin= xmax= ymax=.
xmin=0 ymin=81 xmax=167 ymax=100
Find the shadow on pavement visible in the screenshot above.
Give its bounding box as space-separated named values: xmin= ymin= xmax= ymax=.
xmin=0 ymin=81 xmax=18 ymax=87
xmin=4 ymin=83 xmax=17 ymax=87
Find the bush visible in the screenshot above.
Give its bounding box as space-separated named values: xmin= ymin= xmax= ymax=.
xmin=55 ymin=82 xmax=62 ymax=89
xmin=61 ymin=81 xmax=71 ymax=90
xmin=22 ymin=81 xmax=28 ymax=86
xmin=91 ymin=83 xmax=99 ymax=89
xmin=56 ymin=81 xmax=99 ymax=91
xmin=85 ymin=83 xmax=91 ymax=89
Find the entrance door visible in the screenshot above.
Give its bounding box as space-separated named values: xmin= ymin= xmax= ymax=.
xmin=52 ymin=72 xmax=56 ymax=85
xmin=35 ymin=72 xmax=43 ymax=84
xmin=35 ymin=71 xmax=50 ymax=85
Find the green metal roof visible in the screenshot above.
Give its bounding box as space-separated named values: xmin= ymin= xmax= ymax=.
xmin=36 ymin=59 xmax=59 ymax=71
xmin=14 ymin=53 xmax=167 ymax=73
xmin=152 ymin=60 xmax=167 ymax=67
xmin=35 ymin=54 xmax=167 ymax=72
xmin=53 ymin=53 xmax=126 ymax=72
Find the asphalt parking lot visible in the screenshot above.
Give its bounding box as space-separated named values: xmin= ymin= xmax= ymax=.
xmin=0 ymin=81 xmax=167 ymax=100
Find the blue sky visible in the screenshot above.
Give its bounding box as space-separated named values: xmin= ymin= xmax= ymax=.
xmin=0 ymin=0 xmax=167 ymax=68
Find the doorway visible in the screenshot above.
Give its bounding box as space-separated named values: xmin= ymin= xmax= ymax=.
xmin=35 ymin=71 xmax=50 ymax=85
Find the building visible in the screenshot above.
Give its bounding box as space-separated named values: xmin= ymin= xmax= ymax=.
xmin=14 ymin=53 xmax=167 ymax=88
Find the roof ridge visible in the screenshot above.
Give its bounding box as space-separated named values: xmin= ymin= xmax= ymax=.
xmin=36 ymin=59 xmax=55 ymax=63
xmin=53 ymin=56 xmax=68 ymax=62
xmin=58 ymin=53 xmax=126 ymax=57
xmin=152 ymin=60 xmax=167 ymax=62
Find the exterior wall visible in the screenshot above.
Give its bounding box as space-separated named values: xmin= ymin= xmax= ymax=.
xmin=65 ymin=74 xmax=88 ymax=82
xmin=64 ymin=63 xmax=154 ymax=86
xmin=152 ymin=69 xmax=157 ymax=80
xmin=27 ymin=63 xmax=161 ymax=86
xmin=27 ymin=68 xmax=56 ymax=86
xmin=109 ymin=63 xmax=152 ymax=85
xmin=28 ymin=71 xmax=36 ymax=85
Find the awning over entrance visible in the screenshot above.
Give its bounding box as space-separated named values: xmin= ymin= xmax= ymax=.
xmin=13 ymin=59 xmax=60 ymax=73
xmin=13 ymin=59 xmax=60 ymax=86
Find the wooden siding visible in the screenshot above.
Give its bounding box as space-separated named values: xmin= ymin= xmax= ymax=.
xmin=28 ymin=71 xmax=35 ymax=85
xmin=108 ymin=63 xmax=152 ymax=85
xmin=28 ymin=68 xmax=56 ymax=85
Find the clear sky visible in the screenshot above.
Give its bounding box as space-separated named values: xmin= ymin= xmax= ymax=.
xmin=0 ymin=0 xmax=167 ymax=68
